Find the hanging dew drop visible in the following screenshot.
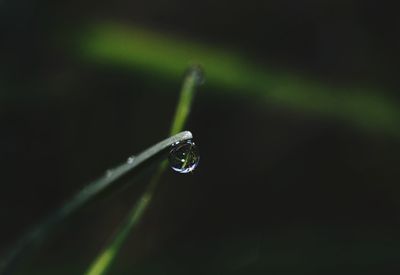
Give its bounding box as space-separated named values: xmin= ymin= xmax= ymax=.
xmin=168 ymin=140 xmax=199 ymax=173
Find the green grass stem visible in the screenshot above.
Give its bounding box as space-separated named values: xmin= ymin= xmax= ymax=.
xmin=80 ymin=22 xmax=400 ymax=137
xmin=84 ymin=66 xmax=202 ymax=275
xmin=0 ymin=131 xmax=193 ymax=275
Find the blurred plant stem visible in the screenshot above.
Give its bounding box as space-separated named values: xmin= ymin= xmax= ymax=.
xmin=0 ymin=127 xmax=192 ymax=275
xmin=80 ymin=22 xmax=400 ymax=137
xmin=84 ymin=66 xmax=202 ymax=275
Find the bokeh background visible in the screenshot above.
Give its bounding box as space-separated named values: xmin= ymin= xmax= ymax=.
xmin=1 ymin=0 xmax=400 ymax=274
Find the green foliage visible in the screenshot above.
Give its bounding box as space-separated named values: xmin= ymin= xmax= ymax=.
xmin=80 ymin=22 xmax=400 ymax=137
xmin=84 ymin=67 xmax=202 ymax=275
xmin=0 ymin=128 xmax=192 ymax=274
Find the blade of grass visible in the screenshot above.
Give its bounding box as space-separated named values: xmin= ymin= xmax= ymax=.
xmin=79 ymin=22 xmax=400 ymax=137
xmin=170 ymin=66 xmax=203 ymax=135
xmin=0 ymin=131 xmax=193 ymax=275
xmin=84 ymin=66 xmax=202 ymax=275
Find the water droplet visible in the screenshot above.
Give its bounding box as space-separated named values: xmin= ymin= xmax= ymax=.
xmin=106 ymin=169 xmax=113 ymax=177
xmin=168 ymin=140 xmax=200 ymax=173
xmin=127 ymin=156 xmax=135 ymax=164
xmin=185 ymin=65 xmax=205 ymax=86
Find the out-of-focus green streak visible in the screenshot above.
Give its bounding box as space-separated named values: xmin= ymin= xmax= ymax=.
xmin=85 ymin=189 xmax=154 ymax=275
xmin=79 ymin=22 xmax=400 ymax=136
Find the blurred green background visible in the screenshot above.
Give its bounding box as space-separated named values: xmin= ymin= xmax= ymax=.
xmin=1 ymin=0 xmax=400 ymax=274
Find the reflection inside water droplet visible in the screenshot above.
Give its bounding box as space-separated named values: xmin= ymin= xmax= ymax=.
xmin=168 ymin=140 xmax=199 ymax=173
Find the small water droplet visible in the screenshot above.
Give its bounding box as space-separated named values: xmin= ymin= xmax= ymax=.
xmin=185 ymin=65 xmax=205 ymax=86
xmin=168 ymin=140 xmax=199 ymax=174
xmin=127 ymin=156 xmax=135 ymax=164
xmin=106 ymin=169 xmax=113 ymax=177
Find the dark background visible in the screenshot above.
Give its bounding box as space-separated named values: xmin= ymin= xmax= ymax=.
xmin=1 ymin=0 xmax=400 ymax=274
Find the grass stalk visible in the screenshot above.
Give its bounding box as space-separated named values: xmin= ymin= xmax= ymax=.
xmin=84 ymin=66 xmax=202 ymax=275
xmin=0 ymin=131 xmax=193 ymax=275
xmin=80 ymin=23 xmax=400 ymax=137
